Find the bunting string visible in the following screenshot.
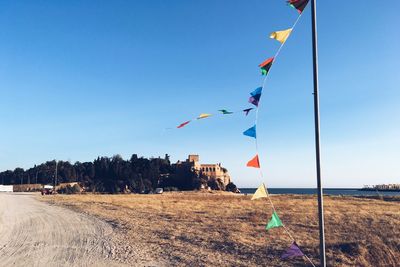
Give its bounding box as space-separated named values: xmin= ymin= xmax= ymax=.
xmin=169 ymin=1 xmax=317 ymax=265
xmin=167 ymin=107 xmax=255 ymax=130
xmin=248 ymin=1 xmax=316 ymax=265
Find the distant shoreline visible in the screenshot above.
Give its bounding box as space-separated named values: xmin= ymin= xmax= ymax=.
xmin=239 ymin=188 xmax=400 ymax=197
xmin=359 ymin=188 xmax=400 ymax=192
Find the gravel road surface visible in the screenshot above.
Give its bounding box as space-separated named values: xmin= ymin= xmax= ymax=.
xmin=0 ymin=193 xmax=125 ymax=267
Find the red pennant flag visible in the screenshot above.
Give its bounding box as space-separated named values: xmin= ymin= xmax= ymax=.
xmin=287 ymin=0 xmax=309 ymax=14
xmin=258 ymin=57 xmax=274 ymax=75
xmin=177 ymin=121 xmax=191 ymax=128
xmin=246 ymin=155 xmax=260 ymax=168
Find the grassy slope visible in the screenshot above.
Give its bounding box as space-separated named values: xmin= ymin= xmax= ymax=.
xmin=43 ymin=192 xmax=400 ymax=266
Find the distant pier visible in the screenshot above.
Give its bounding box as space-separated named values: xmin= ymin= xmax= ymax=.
xmin=360 ymin=184 xmax=400 ymax=192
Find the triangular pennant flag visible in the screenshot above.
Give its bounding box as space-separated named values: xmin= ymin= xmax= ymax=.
xmin=250 ymin=87 xmax=262 ymax=97
xmin=287 ymin=0 xmax=309 ymax=14
xmin=218 ymin=109 xmax=233 ymax=115
xmin=246 ymin=155 xmax=260 ymax=168
xmin=270 ymin=28 xmax=292 ymax=44
xmin=266 ymin=211 xmax=284 ymax=230
xmin=249 ymin=87 xmax=262 ymax=107
xmin=251 ymin=183 xmax=268 ymax=200
xmin=258 ymin=57 xmax=274 ymax=75
xmin=281 ymin=242 xmax=304 ymax=259
xmin=243 ymin=108 xmax=254 ymax=116
xmin=177 ymin=121 xmax=191 ymax=128
xmin=197 ymin=113 xmax=212 ymax=119
xmin=248 ymin=96 xmax=258 ymax=107
xmin=243 ymin=125 xmax=256 ymax=138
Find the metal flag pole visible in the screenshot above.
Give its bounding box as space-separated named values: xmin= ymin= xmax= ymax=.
xmin=311 ymin=0 xmax=326 ymax=266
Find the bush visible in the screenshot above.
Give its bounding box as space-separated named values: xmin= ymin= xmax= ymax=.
xmin=225 ymin=182 xmax=238 ymax=192
xmin=71 ymin=184 xmax=82 ymax=193
xmin=57 ymin=184 xmax=82 ymax=194
xmin=207 ymin=178 xmax=225 ymax=190
xmin=163 ymin=187 xmax=179 ymax=192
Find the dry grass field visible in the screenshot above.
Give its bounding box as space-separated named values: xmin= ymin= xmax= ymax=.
xmin=43 ymin=192 xmax=400 ymax=266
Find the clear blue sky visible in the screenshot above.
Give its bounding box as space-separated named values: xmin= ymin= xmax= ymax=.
xmin=0 ymin=1 xmax=399 ymax=188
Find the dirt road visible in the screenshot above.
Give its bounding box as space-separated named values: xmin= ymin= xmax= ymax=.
xmin=0 ymin=193 xmax=125 ymax=267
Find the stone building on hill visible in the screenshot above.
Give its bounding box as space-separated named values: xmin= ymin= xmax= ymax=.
xmin=175 ymin=155 xmax=231 ymax=187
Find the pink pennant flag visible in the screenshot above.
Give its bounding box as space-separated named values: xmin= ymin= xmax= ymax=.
xmin=177 ymin=121 xmax=191 ymax=128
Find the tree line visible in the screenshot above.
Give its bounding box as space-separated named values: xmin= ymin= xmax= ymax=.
xmin=0 ymin=154 xmax=237 ymax=193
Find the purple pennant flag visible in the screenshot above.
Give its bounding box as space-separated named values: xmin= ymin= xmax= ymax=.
xmin=243 ymin=108 xmax=254 ymax=116
xmin=248 ymin=87 xmax=262 ymax=107
xmin=248 ymin=96 xmax=259 ymax=107
xmin=281 ymin=242 xmax=304 ymax=259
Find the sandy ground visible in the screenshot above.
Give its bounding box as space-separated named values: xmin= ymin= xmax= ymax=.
xmin=0 ymin=193 xmax=158 ymax=267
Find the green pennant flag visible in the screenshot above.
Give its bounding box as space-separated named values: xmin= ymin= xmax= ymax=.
xmin=266 ymin=211 xmax=283 ymax=230
xmin=218 ymin=109 xmax=233 ymax=115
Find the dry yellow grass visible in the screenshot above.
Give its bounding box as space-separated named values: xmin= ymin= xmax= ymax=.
xmin=43 ymin=192 xmax=400 ymax=266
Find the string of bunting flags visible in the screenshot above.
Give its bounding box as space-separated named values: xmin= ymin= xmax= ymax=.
xmin=173 ymin=107 xmax=255 ymax=129
xmin=171 ymin=1 xmax=317 ymax=264
xmin=171 ymin=86 xmax=261 ymax=130
xmin=244 ymin=0 xmax=316 ymax=265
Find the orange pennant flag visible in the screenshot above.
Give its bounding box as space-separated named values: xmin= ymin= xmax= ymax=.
xmin=246 ymin=155 xmax=260 ymax=168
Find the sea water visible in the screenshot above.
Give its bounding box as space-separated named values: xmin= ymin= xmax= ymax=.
xmin=239 ymin=188 xmax=400 ymax=197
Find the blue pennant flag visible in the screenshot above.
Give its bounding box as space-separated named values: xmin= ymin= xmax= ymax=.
xmin=243 ymin=125 xmax=256 ymax=138
xmin=251 ymin=87 xmax=262 ymax=97
xmin=249 ymin=87 xmax=263 ymax=107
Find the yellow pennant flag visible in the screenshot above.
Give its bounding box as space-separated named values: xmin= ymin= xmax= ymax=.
xmin=197 ymin=113 xmax=212 ymax=119
xmin=270 ymin=28 xmax=292 ymax=44
xmin=251 ymin=183 xmax=268 ymax=200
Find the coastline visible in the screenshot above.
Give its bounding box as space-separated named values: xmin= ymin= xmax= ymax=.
xmin=359 ymin=188 xmax=400 ymax=192
xmin=239 ymin=188 xmax=400 ymax=197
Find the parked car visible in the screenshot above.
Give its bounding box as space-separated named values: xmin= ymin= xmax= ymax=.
xmin=41 ymin=188 xmax=52 ymax=195
xmin=155 ymin=188 xmax=163 ymax=194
